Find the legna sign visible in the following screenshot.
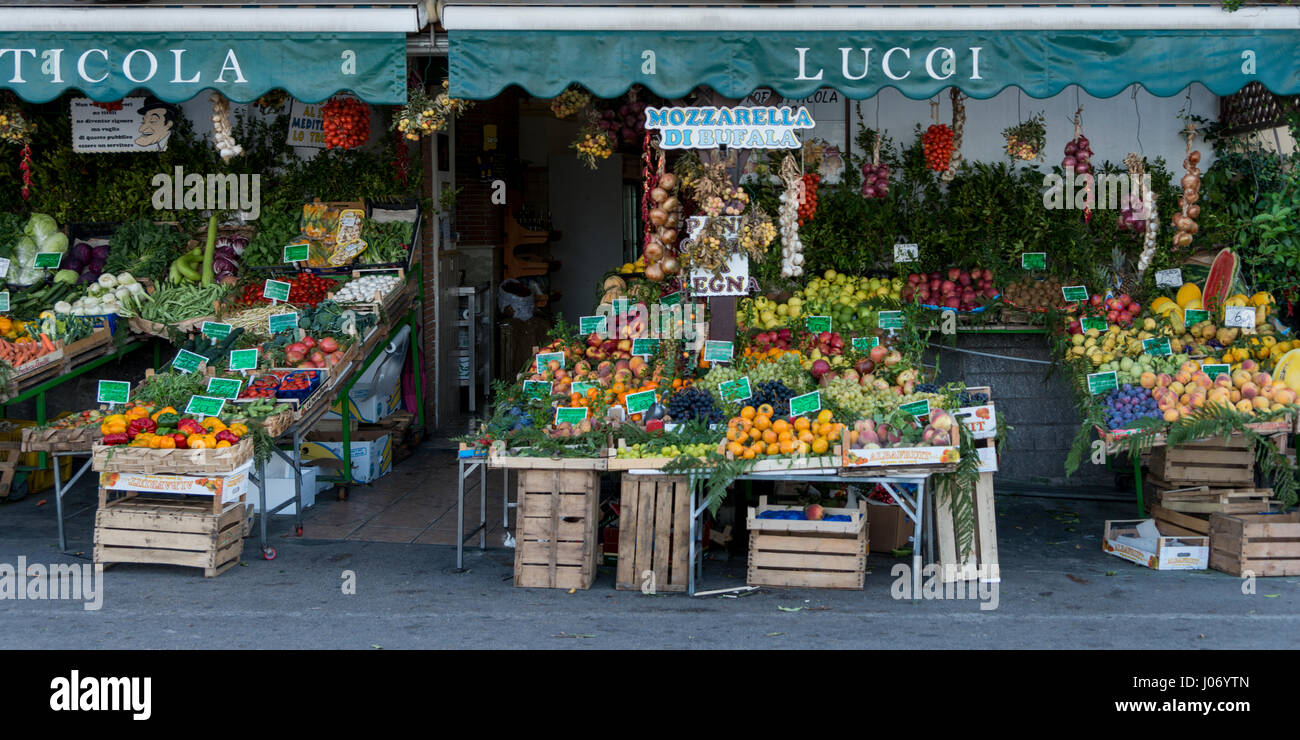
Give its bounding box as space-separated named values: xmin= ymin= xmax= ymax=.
xmin=0 ymin=33 xmax=406 ymax=104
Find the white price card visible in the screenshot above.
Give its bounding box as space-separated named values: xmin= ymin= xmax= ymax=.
xmin=1224 ymin=305 xmax=1255 ymax=329
xmin=893 ymin=243 xmax=918 ymax=263
xmin=1154 ymin=268 xmax=1183 ymax=288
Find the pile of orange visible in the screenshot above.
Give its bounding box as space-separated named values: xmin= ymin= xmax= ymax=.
xmin=724 ymin=405 xmax=842 ymax=460
xmin=742 ymin=346 xmax=801 ymax=362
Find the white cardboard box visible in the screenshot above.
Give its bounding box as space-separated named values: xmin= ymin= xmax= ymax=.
xmin=1103 ymin=519 xmax=1209 ymax=571
xmin=301 ymin=432 xmax=392 ymax=484
xmin=248 ymin=467 xmax=318 ymax=515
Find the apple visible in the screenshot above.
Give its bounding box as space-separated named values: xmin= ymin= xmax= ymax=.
xmin=1089 ymin=294 xmax=1103 ymax=308
xmin=301 ymin=336 xmax=317 ymax=349
xmin=870 ymin=345 xmax=888 ymax=363
xmin=285 ymin=349 xmax=305 ymax=364
xmin=805 ymin=504 xmax=825 ymax=521
xmin=319 ymin=337 xmax=339 ymax=353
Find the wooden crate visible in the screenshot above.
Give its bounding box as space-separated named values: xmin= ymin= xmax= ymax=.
xmin=615 ymin=474 xmax=691 ymax=593
xmin=92 ymin=436 xmax=253 ymax=475
xmin=1147 ymin=434 xmax=1255 ymax=486
xmin=20 ymin=424 xmax=99 ymax=453
xmin=1209 ymin=511 xmax=1300 ymax=577
xmin=746 ymin=496 xmax=868 ymax=590
xmin=514 ymin=469 xmax=601 ymax=589
xmin=94 ymin=496 xmax=244 ymax=578
xmin=489 ymin=441 xmax=608 ymax=471
xmin=934 ymin=472 xmax=1000 ymax=583
xmin=1154 ymin=486 xmax=1274 ymax=515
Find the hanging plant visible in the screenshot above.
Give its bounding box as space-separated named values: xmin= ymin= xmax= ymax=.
xmin=572 ymin=125 xmax=614 ymax=169
xmin=209 ymin=92 xmax=244 ymax=161
xmin=550 ymin=85 xmax=591 ymax=120
xmin=0 ymin=100 xmax=36 ymax=200
xmin=393 ymin=80 xmax=472 ymax=141
xmin=255 ymin=90 xmax=290 ymax=113
xmin=674 ymin=155 xmax=773 ymax=275
xmin=860 ymin=129 xmax=891 ymax=199
xmin=1003 ymin=111 xmax=1046 ymax=161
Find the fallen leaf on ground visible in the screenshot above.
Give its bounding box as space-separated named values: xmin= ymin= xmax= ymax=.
xmin=553 ymin=632 xmax=596 ymax=639
xmin=36 ymin=499 xmax=47 ymax=507
xmin=765 ymin=632 xmax=784 ymax=637
xmin=777 ymin=606 xmax=804 ymax=612
xmin=1067 ymin=574 xmax=1089 ymax=585
xmin=1263 ymin=594 xmax=1280 ymax=598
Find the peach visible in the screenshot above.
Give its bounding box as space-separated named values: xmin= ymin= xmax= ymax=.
xmin=1170 ymin=381 xmax=1186 ymax=396
xmin=1164 ymin=408 xmax=1181 ymax=422
xmin=1232 ymin=369 xmax=1253 ymax=388
xmin=1193 ymin=372 xmax=1213 ymax=389
xmin=1215 ymin=375 xmax=1233 ymax=389
xmin=1189 ymin=392 xmax=1206 ymax=408
xmin=1254 ymin=372 xmax=1273 ymax=387
xmin=1139 ymin=372 xmax=1157 ymax=389
xmin=1235 ymin=399 xmax=1254 ymax=414
xmin=1241 ymin=383 xmax=1259 ymax=400
xmin=1157 ymin=373 xmax=1173 ymax=388
xmin=1274 ymin=388 xmax=1297 ymax=405
xmin=1253 ymin=397 xmax=1271 ymax=411
xmin=1175 ymin=370 xmax=1193 ymax=385
xmin=1241 ymin=359 xmax=1258 ymax=372
xmin=1180 ymin=361 xmax=1200 ymax=375
xmin=1230 ymin=389 xmax=1241 ymax=403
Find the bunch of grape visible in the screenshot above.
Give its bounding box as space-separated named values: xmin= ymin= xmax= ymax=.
xmin=668 ymin=388 xmax=724 ymax=424
xmin=823 ymin=377 xmax=870 ymax=417
xmin=751 ymin=380 xmax=795 ymax=417
xmin=922 ymin=124 xmax=954 ymax=171
xmin=915 ymin=382 xmax=941 ymax=394
xmin=748 ymin=353 xmax=812 ymax=393
xmin=701 ymin=364 xmax=743 ymax=406
xmin=957 ymin=389 xmax=990 ymax=406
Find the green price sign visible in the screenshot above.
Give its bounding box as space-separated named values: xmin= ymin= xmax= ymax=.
xmin=789 ymin=391 xmax=822 ymax=417
xmin=228 ymin=348 xmax=259 ymax=371
xmin=534 ymin=351 xmax=565 ymax=372
xmin=1062 ymin=285 xmax=1089 ymax=302
xmin=185 ymin=395 xmax=227 ymax=417
xmin=1183 ymin=309 xmax=1209 ymax=325
xmin=96 ymin=380 xmax=130 ymax=405
xmin=612 ymin=297 xmax=630 ymax=315
xmin=0 ymin=291 xmax=9 ymax=312
xmin=660 ymin=291 xmax=682 ymax=307
xmin=1087 ymin=371 xmax=1118 ymax=395
xmin=703 ymin=340 xmax=734 ymax=363
xmin=554 ymin=406 xmax=589 ymax=425
xmin=1021 ymin=252 xmax=1047 ymax=270
xmin=851 ymin=336 xmax=879 ymax=352
xmin=1201 ymin=363 xmax=1231 ymax=380
xmin=523 ymin=380 xmax=552 ymax=399
xmin=268 ymin=312 xmax=299 ymax=334
xmin=571 ymin=381 xmax=598 ymax=397
xmin=282 ymin=242 xmax=311 ymax=263
xmin=263 ymin=279 xmax=292 ymax=302
xmin=206 ymin=377 xmax=243 ymax=399
xmin=578 ymin=315 xmax=608 ymax=335
xmin=900 ymin=399 xmax=931 ymax=419
xmin=632 ymin=338 xmax=659 ymax=357
xmin=624 ymin=389 xmax=657 ymax=415
xmin=172 ymin=349 xmax=206 ymax=374
xmin=720 ymin=376 xmax=753 ymax=403
xmin=201 ymin=321 xmax=232 ymax=340
xmin=34 ymin=252 xmax=62 ymax=269
xmin=805 ymin=315 xmax=832 ymax=333
xmin=877 ymin=311 xmax=904 ymax=330
xmin=1142 ymin=337 xmax=1172 ymax=356
xmin=1080 ymin=316 xmax=1108 ymax=333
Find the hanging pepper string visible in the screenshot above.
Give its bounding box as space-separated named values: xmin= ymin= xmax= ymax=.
xmin=19 ymin=142 xmax=31 ymax=200
xmin=641 ymin=128 xmax=655 ymax=252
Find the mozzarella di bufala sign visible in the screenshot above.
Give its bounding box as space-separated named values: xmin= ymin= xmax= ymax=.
xmin=0 ymin=34 xmax=406 ymax=104
xmin=645 ymin=105 xmax=816 ymax=149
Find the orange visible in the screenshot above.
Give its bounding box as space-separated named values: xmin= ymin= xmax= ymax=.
xmin=749 ymin=428 xmax=762 ymax=441
xmin=796 ymin=441 xmax=810 ymax=455
xmin=811 ymin=438 xmax=829 ymax=455
xmin=762 ymin=429 xmax=778 ymax=445
xmin=779 ymin=439 xmax=795 ymax=454
xmin=740 ymin=406 xmax=756 ymax=420
xmin=816 ymin=409 xmax=833 ymax=424
xmin=742 ymin=448 xmax=756 ymax=460
xmin=772 ymin=419 xmax=790 ymax=435
xmin=726 ymin=428 xmax=740 ymax=442
xmin=798 ymin=430 xmax=815 ymax=444
xmin=777 ymin=430 xmax=793 ymax=443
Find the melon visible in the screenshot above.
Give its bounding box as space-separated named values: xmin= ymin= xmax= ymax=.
xmin=1276 ymin=349 xmax=1300 ymax=394
xmin=1175 ymin=282 xmax=1201 ymax=309
xmin=1202 ymin=248 xmax=1239 ymax=314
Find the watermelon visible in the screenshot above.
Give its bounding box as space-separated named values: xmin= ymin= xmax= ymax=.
xmin=1202 ymin=248 xmax=1238 ymax=315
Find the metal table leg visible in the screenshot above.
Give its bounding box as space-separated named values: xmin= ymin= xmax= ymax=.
xmin=457 ymin=459 xmax=466 ymax=570
xmin=257 ymin=458 xmax=270 ymax=558
xmin=479 ymin=459 xmax=486 ymax=551
xmin=53 ymin=455 xmax=66 ymax=552
xmin=914 ymin=478 xmax=927 ymax=599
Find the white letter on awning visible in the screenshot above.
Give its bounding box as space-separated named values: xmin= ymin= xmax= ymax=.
xmin=840 ymin=48 xmax=873 ymax=81
xmin=215 ymin=49 xmax=247 ymax=83
xmin=171 ymin=50 xmax=200 ymax=83
xmin=0 ymin=49 xmax=36 ymax=83
xmin=77 ymin=49 xmax=108 ymax=83
xmin=882 ymin=47 xmax=910 ymax=81
xmin=122 ymin=49 xmax=157 ymax=83
xmin=795 ymin=48 xmax=823 ymax=81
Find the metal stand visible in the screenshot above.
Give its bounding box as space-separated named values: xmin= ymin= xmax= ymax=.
xmin=250 ymin=426 xmax=308 ymax=561
xmin=50 ymin=452 xmax=96 ymax=552
xmin=686 ymin=470 xmax=930 ymax=599
xmin=456 ymin=457 xmax=512 ymax=569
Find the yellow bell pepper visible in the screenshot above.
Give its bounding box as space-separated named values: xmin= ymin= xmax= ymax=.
xmin=158 ymin=436 xmax=176 ymax=449
xmin=204 ymin=433 xmax=218 ymax=448
xmin=215 ymin=440 xmax=232 ymax=448
xmin=187 ymin=434 xmax=208 ymax=450
xmin=151 ymin=406 xmax=179 ymax=422
xmin=228 ymin=422 xmax=249 ymax=437
xmin=200 ymin=417 xmax=226 ymax=432
xmin=100 ymin=416 xmax=127 ymax=435
xmin=148 ymin=435 xmax=166 ymax=449
xmin=125 ymin=406 xmax=149 ymax=420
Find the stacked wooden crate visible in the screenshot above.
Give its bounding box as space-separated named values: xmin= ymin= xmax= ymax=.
xmin=1146 ymin=434 xmax=1276 ymax=538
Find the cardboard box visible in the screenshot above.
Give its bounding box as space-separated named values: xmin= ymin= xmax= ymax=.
xmin=301 ymin=430 xmax=392 ymax=484
xmin=248 ymin=467 xmax=317 ymax=515
xmin=866 ymin=500 xmax=912 ymax=553
xmin=98 ymin=462 xmax=252 ymax=504
xmin=953 ymin=403 xmax=997 ymax=439
xmin=842 ymin=445 xmax=960 ymax=468
xmin=1103 ymin=519 xmax=1209 ymax=571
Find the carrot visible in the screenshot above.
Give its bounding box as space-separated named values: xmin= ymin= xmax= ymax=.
xmin=39 ymin=333 xmax=54 ymax=353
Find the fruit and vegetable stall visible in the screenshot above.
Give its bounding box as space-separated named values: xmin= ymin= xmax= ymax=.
xmin=3 ymin=203 xmax=425 ymax=564
xmin=461 ymin=88 xmax=1300 ymax=590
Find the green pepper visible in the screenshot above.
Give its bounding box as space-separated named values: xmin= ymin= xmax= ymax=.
xmin=155 ymin=412 xmax=180 ymax=428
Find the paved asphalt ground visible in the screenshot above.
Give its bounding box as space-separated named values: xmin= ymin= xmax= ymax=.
xmin=2 ymin=467 xmax=1298 ymax=650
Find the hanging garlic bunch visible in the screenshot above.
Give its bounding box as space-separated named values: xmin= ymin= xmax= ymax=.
xmin=778 ymin=155 xmax=804 ymax=277
xmin=209 ymin=92 xmax=243 ymax=161
xmin=1136 ymin=189 xmax=1159 ymax=277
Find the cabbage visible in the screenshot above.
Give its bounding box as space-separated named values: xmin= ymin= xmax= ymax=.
xmin=39 ymin=231 xmax=68 ymax=254
xmin=71 ymin=242 xmax=92 ymax=263
xmin=54 ymin=269 xmax=79 ymax=285
xmin=24 ymin=213 xmax=57 ymax=243
xmin=14 ymin=235 xmax=36 ymax=264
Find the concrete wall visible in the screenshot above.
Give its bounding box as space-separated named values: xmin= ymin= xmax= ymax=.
xmin=926 ymin=333 xmax=1112 ymax=489
xmin=847 ymin=84 xmax=1219 ymax=185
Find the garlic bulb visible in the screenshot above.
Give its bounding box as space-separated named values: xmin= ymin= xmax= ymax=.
xmin=209 ymin=92 xmax=244 ymax=161
xmin=778 ymin=155 xmax=804 ymax=277
xmin=1136 ymin=190 xmax=1159 ymax=276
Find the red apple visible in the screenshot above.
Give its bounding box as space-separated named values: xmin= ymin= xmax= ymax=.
xmin=805 ymin=504 xmax=825 ymax=521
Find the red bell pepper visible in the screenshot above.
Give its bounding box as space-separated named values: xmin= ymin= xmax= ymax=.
xmin=215 ymin=429 xmax=240 ymax=445
xmin=101 ymin=432 xmax=130 ymax=446
xmin=177 ymin=418 xmax=204 ymax=436
xmin=172 ymin=433 xmax=189 ymax=449
xmin=127 ymin=417 xmax=157 ymax=437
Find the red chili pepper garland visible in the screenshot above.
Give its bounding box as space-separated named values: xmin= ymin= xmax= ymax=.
xmin=321 ymin=96 xmax=370 ymax=149
xmin=19 ymin=143 xmax=31 ymax=200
